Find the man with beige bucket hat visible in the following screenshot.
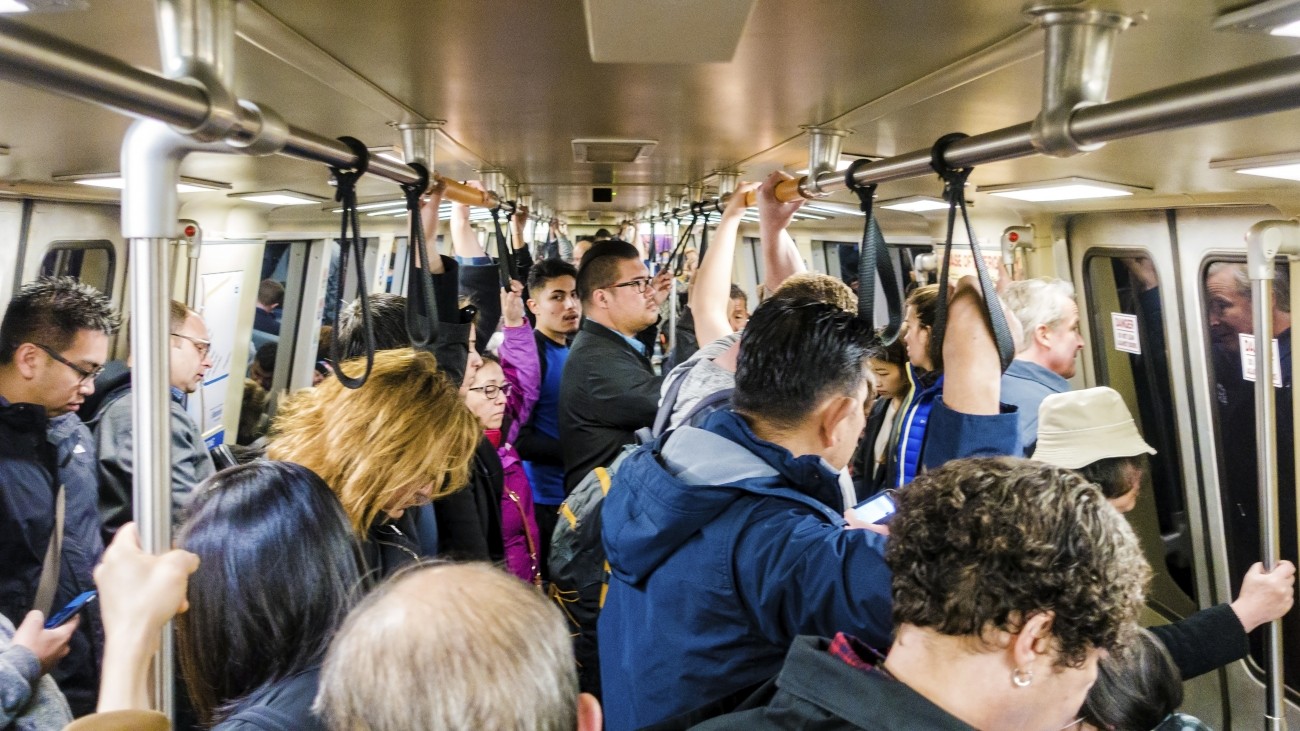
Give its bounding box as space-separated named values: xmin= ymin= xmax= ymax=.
xmin=1033 ymin=386 xmax=1295 ymax=681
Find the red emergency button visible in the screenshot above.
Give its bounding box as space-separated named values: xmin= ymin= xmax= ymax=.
xmin=1007 ymin=231 xmax=1019 ymax=243
xmin=184 ymin=224 xmax=197 ymax=238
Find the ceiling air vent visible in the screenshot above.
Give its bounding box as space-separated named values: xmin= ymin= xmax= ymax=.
xmin=572 ymin=139 xmax=657 ymax=164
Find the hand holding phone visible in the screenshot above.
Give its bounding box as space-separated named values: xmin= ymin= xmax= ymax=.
xmin=44 ymin=590 xmax=96 ymax=629
xmin=852 ymin=491 xmax=897 ymax=525
xmin=13 ymin=609 xmax=77 ymax=675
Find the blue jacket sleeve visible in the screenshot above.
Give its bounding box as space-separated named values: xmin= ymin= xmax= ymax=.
xmin=735 ymin=513 xmax=894 ymax=649
xmin=921 ymin=398 xmax=1022 ymax=470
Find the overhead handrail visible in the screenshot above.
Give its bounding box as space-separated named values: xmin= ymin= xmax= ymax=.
xmin=400 ymin=164 xmax=439 ymax=348
xmin=926 ymin=133 xmax=1015 ymax=373
xmin=844 ymin=159 xmax=902 ymax=343
xmin=327 ymin=136 xmax=375 ymax=389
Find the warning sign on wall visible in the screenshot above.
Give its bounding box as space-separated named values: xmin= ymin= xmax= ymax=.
xmin=1111 ymin=312 xmax=1141 ymax=355
xmin=1239 ymin=333 xmax=1284 ymax=388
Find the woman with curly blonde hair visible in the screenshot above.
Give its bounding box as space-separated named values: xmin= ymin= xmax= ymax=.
xmin=267 ymin=349 xmax=479 ymax=577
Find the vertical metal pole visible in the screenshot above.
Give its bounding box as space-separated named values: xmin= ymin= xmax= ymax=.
xmin=1252 ymin=277 xmax=1285 ymax=731
xmin=1245 ymin=219 xmax=1299 ymax=731
xmin=126 ymin=235 xmax=173 ymax=715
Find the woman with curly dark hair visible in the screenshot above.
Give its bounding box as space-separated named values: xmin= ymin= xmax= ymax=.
xmin=698 ymin=457 xmax=1152 ymax=731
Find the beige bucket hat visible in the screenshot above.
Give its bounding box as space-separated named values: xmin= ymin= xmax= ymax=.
xmin=1031 ymin=387 xmax=1156 ymax=470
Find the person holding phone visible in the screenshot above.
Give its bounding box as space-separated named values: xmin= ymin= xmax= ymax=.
xmin=0 ymin=607 xmax=76 ymax=729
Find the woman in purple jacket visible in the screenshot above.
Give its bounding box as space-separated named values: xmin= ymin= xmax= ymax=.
xmin=464 ymin=284 xmax=543 ymax=585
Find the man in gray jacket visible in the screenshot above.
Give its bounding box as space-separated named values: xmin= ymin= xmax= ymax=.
xmin=91 ymin=300 xmax=214 ymax=538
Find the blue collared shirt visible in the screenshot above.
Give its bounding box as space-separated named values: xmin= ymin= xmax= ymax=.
xmin=586 ymin=319 xmax=646 ymax=356
xmin=999 ymin=359 xmax=1069 ymax=453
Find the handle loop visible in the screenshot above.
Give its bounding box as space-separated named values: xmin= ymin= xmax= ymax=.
xmin=927 ymin=132 xmax=1015 ymax=372
xmin=327 ymin=136 xmax=374 ymax=389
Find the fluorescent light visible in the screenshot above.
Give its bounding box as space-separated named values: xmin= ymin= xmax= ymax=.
xmin=1210 ymin=152 xmax=1300 ymax=181
xmin=1272 ymin=18 xmax=1300 ymax=35
xmin=977 ymin=177 xmax=1145 ymax=202
xmin=229 ymin=190 xmax=326 ymax=206
xmin=793 ymin=155 xmax=877 ymax=177
xmin=368 ymin=146 xmax=406 ymax=165
xmin=804 ymin=202 xmax=865 ymax=217
xmin=356 ymin=199 xmax=406 ymax=211
xmin=54 ymin=172 xmax=231 ymax=193
xmin=0 ymin=0 xmax=28 ymax=12
xmin=1237 ymin=163 xmax=1300 ymax=181
xmin=881 ymin=196 xmax=950 ymax=213
xmin=1215 ymin=0 xmax=1300 ymax=35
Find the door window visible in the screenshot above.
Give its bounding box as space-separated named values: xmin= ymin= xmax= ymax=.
xmin=40 ymin=240 xmax=115 ymax=294
xmin=1200 ymin=257 xmax=1297 ymax=687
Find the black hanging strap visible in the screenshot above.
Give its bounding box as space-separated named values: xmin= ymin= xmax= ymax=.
xmin=327 ymin=136 xmax=374 ymax=389
xmin=927 ymin=132 xmax=1015 ymax=372
xmin=669 ymin=210 xmax=699 ymax=277
xmin=844 ymin=158 xmax=903 ymax=344
xmin=399 ymin=162 xmax=439 ymax=349
xmin=490 ymin=203 xmax=516 ymax=290
xmin=697 ymin=205 xmax=712 ymax=262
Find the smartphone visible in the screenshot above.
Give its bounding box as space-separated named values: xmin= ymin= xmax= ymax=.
xmin=44 ymin=590 xmax=96 ymax=629
xmin=852 ymin=492 xmax=897 ymax=525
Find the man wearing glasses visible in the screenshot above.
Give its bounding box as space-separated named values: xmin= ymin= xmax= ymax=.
xmin=0 ymin=276 xmax=120 ymax=717
xmin=91 ymin=300 xmax=215 ymax=543
xmin=558 ymin=240 xmax=671 ymax=499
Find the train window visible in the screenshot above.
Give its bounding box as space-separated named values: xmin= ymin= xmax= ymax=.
xmin=1200 ymin=257 xmax=1298 ymax=688
xmin=40 ymin=240 xmax=115 ymax=294
xmin=817 ymin=240 xmax=859 ymax=286
xmin=1083 ymin=254 xmax=1197 ymax=610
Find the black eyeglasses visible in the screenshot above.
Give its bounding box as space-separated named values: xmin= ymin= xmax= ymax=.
xmin=608 ymin=277 xmax=653 ymax=295
xmin=467 ymin=382 xmax=512 ymax=400
xmin=33 ymin=343 xmax=104 ymax=385
xmin=170 ymin=332 xmax=212 ymax=358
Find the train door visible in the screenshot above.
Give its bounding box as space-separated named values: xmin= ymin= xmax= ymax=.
xmin=1164 ymin=206 xmax=1300 ymax=728
xmin=1068 ymin=210 xmax=1226 ymax=726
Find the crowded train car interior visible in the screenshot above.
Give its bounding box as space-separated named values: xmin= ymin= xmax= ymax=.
xmin=7 ymin=0 xmax=1300 ymax=728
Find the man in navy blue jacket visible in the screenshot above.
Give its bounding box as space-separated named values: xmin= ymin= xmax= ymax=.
xmin=0 ymin=277 xmax=119 ymax=717
xmin=599 ymin=279 xmax=1020 ymax=730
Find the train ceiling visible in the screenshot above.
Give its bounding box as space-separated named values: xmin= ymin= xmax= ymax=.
xmin=4 ymin=0 xmax=1300 ymax=219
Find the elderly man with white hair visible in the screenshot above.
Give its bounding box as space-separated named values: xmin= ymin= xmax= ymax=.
xmin=999 ymin=276 xmax=1085 ymax=450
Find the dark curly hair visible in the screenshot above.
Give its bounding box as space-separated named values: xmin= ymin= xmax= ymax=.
xmin=887 ymin=457 xmax=1150 ymax=668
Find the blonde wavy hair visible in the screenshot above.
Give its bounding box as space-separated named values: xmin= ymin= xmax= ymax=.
xmin=267 ymin=349 xmax=479 ymax=534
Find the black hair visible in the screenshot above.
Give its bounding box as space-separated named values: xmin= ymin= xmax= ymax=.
xmin=0 ymin=277 xmax=119 ymax=363
xmin=338 ymin=293 xmax=411 ymax=357
xmin=576 ymin=239 xmax=641 ymax=304
xmin=1082 ymin=628 xmax=1183 ymax=731
xmin=176 ymin=461 xmax=363 ymax=725
xmin=594 ymin=228 xmax=612 ymax=239
xmin=527 ymin=258 xmax=578 ymax=295
xmin=1077 ymin=454 xmax=1148 ymax=501
xmin=734 ymin=297 xmax=876 ymax=428
xmin=729 ymin=284 xmax=748 ymax=303
xmin=254 ymin=342 xmax=277 ymax=372
xmin=870 ymin=331 xmax=908 ymax=366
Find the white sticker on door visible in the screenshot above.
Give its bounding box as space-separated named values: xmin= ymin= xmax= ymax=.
xmin=1239 ymin=333 xmax=1284 ymax=388
xmin=1111 ymin=312 xmax=1141 ymax=355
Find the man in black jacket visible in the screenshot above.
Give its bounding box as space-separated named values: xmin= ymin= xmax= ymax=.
xmin=559 ymin=240 xmax=670 ymax=491
xmin=0 ymin=277 xmax=119 ymax=717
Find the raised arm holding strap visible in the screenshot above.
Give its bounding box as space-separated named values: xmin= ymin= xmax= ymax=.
xmin=927 ymin=132 xmax=1016 ymax=372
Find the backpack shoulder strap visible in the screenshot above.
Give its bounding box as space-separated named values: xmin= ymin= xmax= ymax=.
xmin=33 ymin=485 xmax=65 ymax=616
xmin=651 ymin=366 xmax=692 ymax=438
xmin=680 ymin=387 xmax=734 ymax=428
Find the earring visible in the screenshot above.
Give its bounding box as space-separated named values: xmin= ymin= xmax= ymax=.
xmin=1012 ymin=667 xmax=1033 ymax=688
